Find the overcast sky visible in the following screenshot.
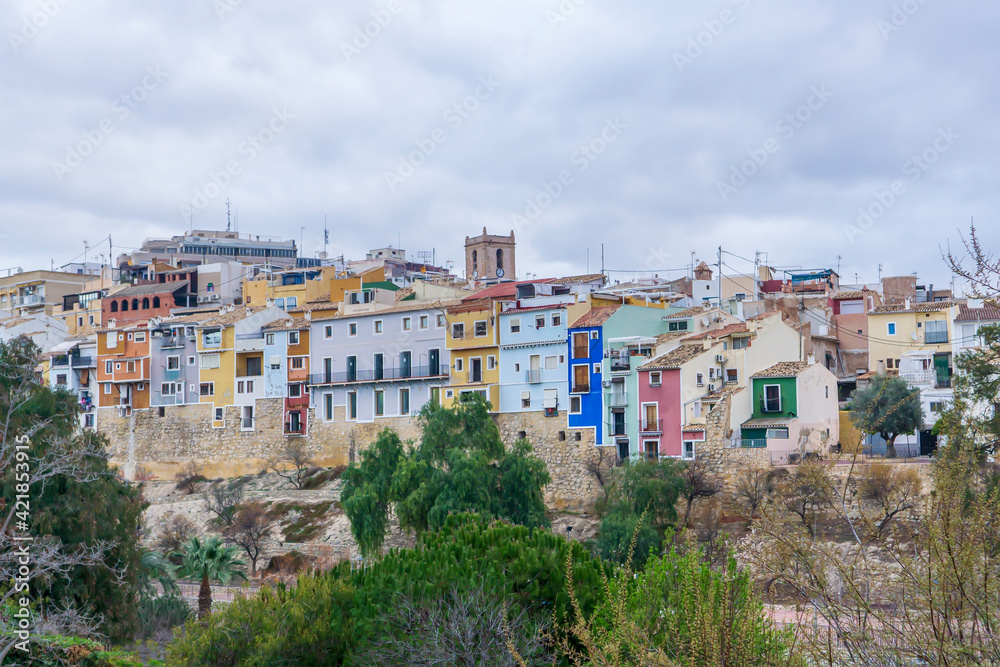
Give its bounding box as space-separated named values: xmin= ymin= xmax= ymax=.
xmin=0 ymin=0 xmax=995 ymax=289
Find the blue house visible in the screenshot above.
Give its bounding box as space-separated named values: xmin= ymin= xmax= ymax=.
xmin=497 ymin=298 xmax=574 ymax=415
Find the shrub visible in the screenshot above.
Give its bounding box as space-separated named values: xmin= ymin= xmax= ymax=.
xmin=135 ymin=594 xmax=190 ymax=640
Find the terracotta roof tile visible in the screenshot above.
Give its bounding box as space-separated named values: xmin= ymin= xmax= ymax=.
xmin=870 ymin=301 xmax=957 ymax=315
xmin=955 ymin=304 xmax=1000 ymax=322
xmin=751 ymin=361 xmax=811 ymax=379
xmin=570 ymin=304 xmax=622 ymax=329
xmin=638 ymin=344 xmax=719 ymax=370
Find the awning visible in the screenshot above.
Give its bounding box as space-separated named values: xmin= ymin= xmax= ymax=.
xmin=741 ymin=417 xmax=796 ymax=429
xmin=49 ymin=340 xmax=81 ymax=354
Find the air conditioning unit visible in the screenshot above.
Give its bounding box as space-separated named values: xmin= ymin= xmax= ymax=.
xmin=708 ymin=384 xmax=716 ymax=392
xmin=697 ymin=383 xmax=704 ymax=388
xmin=211 ymin=294 xmax=221 ymax=301
xmin=601 ymin=380 xmax=612 ymax=388
xmin=715 ymin=355 xmax=725 ymax=363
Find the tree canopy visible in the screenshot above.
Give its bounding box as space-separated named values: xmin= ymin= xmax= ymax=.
xmin=341 ymin=394 xmax=551 ymax=558
xmin=849 ymin=373 xmax=924 ymax=457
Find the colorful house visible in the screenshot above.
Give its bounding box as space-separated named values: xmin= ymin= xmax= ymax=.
xmin=636 ymin=342 xmax=724 ymax=460
xmin=309 ymin=302 xmax=452 ymax=423
xmin=263 ymin=318 xmax=311 ymax=437
xmin=444 ymin=298 xmax=502 ymax=408
xmin=48 ymin=335 xmax=98 ymax=429
xmin=740 ymin=361 xmax=839 ymax=456
xmin=96 ymin=323 xmax=152 ymax=417
xmin=149 ymin=313 xmax=210 ymax=410
xmin=102 ymin=281 xmax=197 ymax=326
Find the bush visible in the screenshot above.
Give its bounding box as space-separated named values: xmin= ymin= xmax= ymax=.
xmin=135 ymin=594 xmax=190 ymax=640
xmin=166 ymin=514 xmax=609 ymax=666
xmin=2 ymin=635 xmax=143 ymax=666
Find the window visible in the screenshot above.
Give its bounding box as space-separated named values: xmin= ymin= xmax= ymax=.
xmin=203 ymin=330 xmax=222 ymax=347
xmin=286 ymin=297 xmax=297 ymax=310
xmin=348 ymin=392 xmax=357 ymax=420
xmin=762 ymin=385 xmax=781 ymax=413
xmin=289 ymin=383 xmax=302 ymax=398
xmin=266 ymin=333 xmax=275 ymax=345
xmin=325 ymin=393 xmax=334 ymax=420
xmin=452 ymin=323 xmax=465 ymax=339
xmin=455 ymin=358 xmax=464 ymax=372
xmin=78 ymin=316 xmax=83 ymax=327
xmin=430 ymin=386 xmax=441 ymax=406
xmin=825 ymin=386 xmax=829 ymax=399
xmin=275 ymin=298 xmax=285 ymax=310
xmin=510 ymin=317 xmax=521 ymax=333
xmin=766 ymin=428 xmax=789 ymax=439
xmin=134 ymin=332 xmax=146 ymax=343
xmin=437 ymin=314 xmax=446 ymax=327
xmin=201 ymin=353 xmax=220 ymax=369
xmin=126 ymin=361 xmax=135 ymax=373
xmin=926 ymin=320 xmax=948 ymax=344
xmin=644 ymin=441 xmax=658 ymax=461
xmin=887 ymin=322 xmax=897 ymax=336
xmin=374 ymin=320 xmax=383 ymax=334
xmin=324 ymin=325 xmax=333 ymax=339
xmin=289 ymin=331 xmax=300 ymax=345
xmin=570 ymin=395 xmax=581 ymax=414
xmin=105 ymin=360 xmax=113 ymax=374
xmin=349 ymin=323 xmax=358 ymax=336
xmin=104 ymin=383 xmax=111 ymax=395
xmin=487 ymin=356 xmax=496 ymax=370
xmin=545 ymin=356 xmax=558 ymax=370
xmin=886 ymin=358 xmax=895 ymax=370
xmin=160 ymin=382 xmax=172 ymax=395
xmin=374 ymin=390 xmax=384 ymax=417
xmin=188 ymin=356 xmax=195 ymax=366
xmin=552 ymin=313 xmax=561 ymax=327
xmin=930 ymin=401 xmax=946 ymax=413
xmin=572 ymin=365 xmax=590 ymax=393
xmin=593 ymin=363 xmax=601 ymax=374
xmin=572 ymin=332 xmax=589 ymax=359
xmin=215 ymin=407 xmax=224 ymax=421
xmin=474 ymin=320 xmax=488 ymax=337
xmin=726 ymin=369 xmax=738 ymax=383
xmin=445 ymin=389 xmax=454 ymax=399
xmin=732 ymin=337 xmax=750 ymax=350
xmin=696 ymin=373 xmax=704 ymax=386
xmin=400 ymin=388 xmax=410 ymax=415
xmin=521 ymin=391 xmax=531 ymax=408
xmin=668 ymin=321 xmax=689 ymax=332
xmin=419 ymin=315 xmax=429 ymax=330
xmin=56 ymin=374 xmax=67 ymax=386
xmin=242 ymin=406 xmax=254 ymax=430
xmin=650 ymin=371 xmax=661 ymax=387
xmin=200 ymin=383 xmax=214 ymax=396
xmin=291 ymin=357 xmax=305 ymax=370
xmin=402 ymin=317 xmax=411 ymax=331
xmin=683 ymin=441 xmax=695 ymax=460
xmin=535 ymin=315 xmax=545 ymax=329
xmin=167 ymin=356 xmax=180 ymax=371
xmin=514 ymin=363 xmax=520 ymax=372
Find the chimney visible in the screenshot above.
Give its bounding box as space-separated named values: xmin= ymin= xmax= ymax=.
xmin=304 ymin=310 xmax=312 ymax=321
xmin=807 ymin=353 xmax=816 ymax=365
xmin=905 ymin=297 xmax=912 ymax=310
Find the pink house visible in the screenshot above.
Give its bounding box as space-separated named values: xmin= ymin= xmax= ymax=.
xmin=637 ymin=343 xmax=723 ymax=460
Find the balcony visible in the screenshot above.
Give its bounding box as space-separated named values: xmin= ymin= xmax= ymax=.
xmin=235 ymin=335 xmax=266 ymax=353
xmin=309 ymin=365 xmax=448 ymax=386
xmin=610 ymin=357 xmax=631 ymax=372
xmin=639 ymin=419 xmax=663 ymax=435
xmin=925 ymin=332 xmax=949 ymax=345
xmin=153 ymin=392 xmax=183 ymax=406
xmin=160 ymin=337 xmax=184 ymax=349
xmin=525 ymin=369 xmax=542 ymax=384
xmin=51 ymin=356 xmax=70 ymax=368
xmin=284 ymin=422 xmax=304 ymax=435
xmin=739 ymin=438 xmax=768 ymax=449
xmin=606 ymin=392 xmax=629 ymax=409
xmin=759 ymin=400 xmax=782 ymax=414
xmin=901 ymin=370 xmax=935 ymax=385
xmin=73 ymin=356 xmax=94 ymax=368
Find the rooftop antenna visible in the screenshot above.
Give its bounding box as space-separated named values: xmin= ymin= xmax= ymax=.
xmin=323 ymin=215 xmax=329 ymax=255
xmin=226 ymin=199 xmax=232 ymax=232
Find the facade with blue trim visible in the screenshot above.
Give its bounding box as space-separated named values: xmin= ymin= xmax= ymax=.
xmin=497 ymin=300 xmax=575 ymax=415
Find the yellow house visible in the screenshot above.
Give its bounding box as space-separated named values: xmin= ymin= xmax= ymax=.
xmin=443 ymin=299 xmax=501 ymax=409
xmin=867 ymin=301 xmax=957 ymax=373
xmin=243 ymin=267 xmax=344 ymax=311
xmin=196 ymin=312 xmax=239 ymax=427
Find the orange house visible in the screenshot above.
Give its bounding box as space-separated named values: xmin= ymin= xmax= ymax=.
xmin=96 ymin=324 xmax=152 ymax=414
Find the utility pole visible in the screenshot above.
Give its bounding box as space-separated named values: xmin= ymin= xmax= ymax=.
xmin=717 ymin=246 xmax=723 ymax=306
xmin=754 ymin=250 xmax=761 ymax=300
xmin=109 ymin=236 xmax=114 ymax=283
xmin=601 ymin=243 xmax=605 ymax=279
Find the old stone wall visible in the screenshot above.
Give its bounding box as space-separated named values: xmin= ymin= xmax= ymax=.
xmin=100 ymin=404 xmax=603 ymax=510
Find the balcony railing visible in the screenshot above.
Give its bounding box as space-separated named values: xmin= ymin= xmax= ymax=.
xmin=610 ymin=357 xmax=631 ymax=372
xmin=160 ymin=337 xmax=184 ymax=349
xmin=610 ymin=423 xmax=627 ymax=437
xmin=606 ymin=393 xmax=629 ymax=408
xmin=310 ymin=365 xmax=447 ymax=385
xmin=639 ymin=419 xmax=663 ymax=434
xmin=73 ymin=356 xmax=94 ymax=368
xmin=525 ymin=369 xmax=542 ymax=384
xmin=51 ymin=356 xmax=70 ymax=367
xmin=901 ymin=370 xmax=935 ymax=385
xmin=760 ymin=400 xmax=782 ymax=414
xmin=284 ymin=422 xmax=304 ymax=434
xmin=739 ymin=438 xmax=768 ymax=449
xmin=925 ymin=332 xmax=949 ymax=344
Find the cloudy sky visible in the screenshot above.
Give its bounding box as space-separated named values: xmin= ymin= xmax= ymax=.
xmin=1 ymin=0 xmax=995 ymax=288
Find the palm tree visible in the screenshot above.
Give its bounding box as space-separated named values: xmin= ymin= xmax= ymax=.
xmin=172 ymin=535 xmax=247 ymax=618
xmin=137 ymin=547 xmax=177 ymax=595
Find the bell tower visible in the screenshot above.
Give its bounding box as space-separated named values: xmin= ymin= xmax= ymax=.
xmin=465 ymin=228 xmax=515 ymax=281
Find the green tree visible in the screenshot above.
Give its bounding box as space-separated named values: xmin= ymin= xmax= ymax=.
xmin=172 ymin=536 xmax=247 ymax=619
xmin=341 ymin=395 xmax=550 ymax=558
xmin=595 ymin=459 xmax=685 ymax=567
xmin=849 ymin=373 xmax=923 ymax=458
xmin=0 ymin=339 xmax=147 ymax=647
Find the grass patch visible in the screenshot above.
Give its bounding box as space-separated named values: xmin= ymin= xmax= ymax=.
xmin=300 ymin=465 xmax=347 ymax=490
xmin=270 ymin=501 xmax=336 ymax=543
